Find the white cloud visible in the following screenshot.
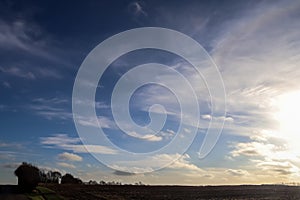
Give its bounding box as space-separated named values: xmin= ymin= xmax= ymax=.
xmin=168 ymin=154 xmax=204 ymax=173
xmin=159 ymin=129 xmax=176 ymax=140
xmin=38 ymin=165 xmax=64 ymax=174
xmin=0 ymin=141 xmax=23 ymax=149
xmin=256 ymin=160 xmax=299 ymax=176
xmin=77 ymin=115 xmax=116 ymax=129
xmin=128 ymin=2 xmax=147 ymax=16
xmin=127 ymin=131 xmax=163 ymax=142
xmin=229 ymin=141 xmax=276 ymax=158
xmin=95 ymin=101 xmax=110 ymax=109
xmin=0 ymin=66 xmax=35 ymax=79
xmin=0 ymin=65 xmax=62 ymax=80
xmin=33 ymin=97 xmax=68 ymax=104
xmin=108 ymin=153 xmax=204 ymax=174
xmin=228 ymin=129 xmax=300 ymax=177
xmin=28 ymin=97 xmax=71 ymax=120
xmin=226 ymin=169 xmax=249 ymax=177
xmin=41 ymin=134 xmax=80 ymax=146
xmin=57 ymin=162 xmax=76 ymax=169
xmin=210 ymin=1 xmax=300 ymax=136
xmin=69 ymin=144 xmax=118 ymax=154
xmin=40 ymin=134 xmax=119 ymax=155
xmin=0 ymin=19 xmax=63 ymax=62
xmin=58 ymin=152 xmax=83 ymax=162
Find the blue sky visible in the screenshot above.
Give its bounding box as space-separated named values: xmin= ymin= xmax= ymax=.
xmin=1 ymin=0 xmax=300 ymax=185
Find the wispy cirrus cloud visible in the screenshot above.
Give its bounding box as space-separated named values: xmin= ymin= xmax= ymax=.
xmin=1 ymin=162 xmax=21 ymax=169
xmin=0 ymin=66 xmax=35 ymax=80
xmin=2 ymin=81 xmax=11 ymax=88
xmin=57 ymin=162 xmax=76 ymax=169
xmin=40 ymin=134 xmax=119 ymax=155
xmin=126 ymin=131 xmax=163 ymax=142
xmin=0 ymin=66 xmax=62 ymax=80
xmin=57 ymin=152 xmax=83 ymax=162
xmin=226 ymin=169 xmax=249 ymax=177
xmin=28 ymin=97 xmax=114 ymax=129
xmin=0 ymin=18 xmax=67 ymax=64
xmin=128 ymin=1 xmax=147 ymax=17
xmin=211 ymin=1 xmax=300 ymax=132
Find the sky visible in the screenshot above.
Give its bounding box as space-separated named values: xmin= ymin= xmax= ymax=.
xmin=1 ymin=0 xmax=300 ymax=185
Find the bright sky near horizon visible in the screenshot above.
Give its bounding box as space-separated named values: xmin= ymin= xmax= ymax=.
xmin=1 ymin=0 xmax=300 ymax=185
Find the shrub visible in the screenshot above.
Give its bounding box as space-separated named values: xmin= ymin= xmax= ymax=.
xmin=61 ymin=173 xmax=82 ymax=184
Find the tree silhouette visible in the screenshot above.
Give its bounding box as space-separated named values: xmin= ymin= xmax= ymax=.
xmin=61 ymin=173 xmax=82 ymax=184
xmin=14 ymin=162 xmax=40 ymax=192
xmin=39 ymin=170 xmax=62 ymax=183
xmin=52 ymin=171 xmax=62 ymax=183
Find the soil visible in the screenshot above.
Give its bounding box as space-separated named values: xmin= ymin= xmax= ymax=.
xmin=0 ymin=185 xmax=28 ymax=200
xmin=45 ymin=184 xmax=300 ymax=200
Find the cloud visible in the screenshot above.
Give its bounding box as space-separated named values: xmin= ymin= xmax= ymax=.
xmin=226 ymin=169 xmax=249 ymax=177
xmin=159 ymin=129 xmax=176 ymax=140
xmin=113 ymin=170 xmax=136 ymax=176
xmin=95 ymin=101 xmax=110 ymax=109
xmin=0 ymin=152 xmax=15 ymax=160
xmin=209 ymin=0 xmax=300 ymax=136
xmin=40 ymin=134 xmax=80 ymax=146
xmin=0 ymin=66 xmax=35 ymax=79
xmin=2 ymin=81 xmax=11 ymax=88
xmin=33 ymin=98 xmax=68 ymax=104
xmin=229 ymin=131 xmax=289 ymax=159
xmin=0 ymin=19 xmax=63 ymax=62
xmin=0 ymin=19 xmax=39 ymax=52
xmin=128 ymin=2 xmax=147 ymax=16
xmin=28 ymin=97 xmax=72 ymax=120
xmin=0 ymin=105 xmax=7 ymax=111
xmin=127 ymin=131 xmax=163 ymax=142
xmin=34 ymin=68 xmax=62 ymax=79
xmin=256 ymin=161 xmax=299 ymax=176
xmin=69 ymin=144 xmax=118 ymax=154
xmin=109 ymin=153 xmax=204 ymax=174
xmin=125 ymin=1 xmax=300 ymax=143
xmin=167 ymin=154 xmax=204 ymax=173
xmin=0 ymin=150 xmax=39 ymax=161
xmin=57 ymin=162 xmax=76 ymax=169
xmin=58 ymin=152 xmax=83 ymax=162
xmin=76 ymin=115 xmax=117 ymax=129
xmin=228 ymin=130 xmax=300 ymax=177
xmin=201 ymin=114 xmax=234 ymax=123
xmin=1 ymin=162 xmax=21 ymax=169
xmin=0 ymin=66 xmax=62 ymax=80
xmin=230 ymin=141 xmax=271 ymax=158
xmin=28 ymin=101 xmax=71 ymax=123
xmin=38 ymin=165 xmax=64 ymax=174
xmin=0 ymin=141 xmax=23 ymax=149
xmin=40 ymin=134 xmax=119 ymax=155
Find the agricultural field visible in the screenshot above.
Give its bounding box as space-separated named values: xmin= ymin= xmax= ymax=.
xmin=45 ymin=184 xmax=300 ymax=200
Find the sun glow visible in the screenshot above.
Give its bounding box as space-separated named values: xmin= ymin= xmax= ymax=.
xmin=275 ymin=91 xmax=300 ymax=150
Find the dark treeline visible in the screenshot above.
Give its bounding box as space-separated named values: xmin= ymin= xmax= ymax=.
xmin=87 ymin=180 xmax=144 ymax=186
xmin=14 ymin=162 xmax=145 ymax=192
xmin=14 ymin=162 xmax=82 ymax=192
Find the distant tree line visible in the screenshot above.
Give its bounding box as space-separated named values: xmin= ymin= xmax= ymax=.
xmin=86 ymin=180 xmax=145 ymax=186
xmin=14 ymin=162 xmax=145 ymax=192
xmin=39 ymin=169 xmax=62 ymax=184
xmin=14 ymin=162 xmax=82 ymax=192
